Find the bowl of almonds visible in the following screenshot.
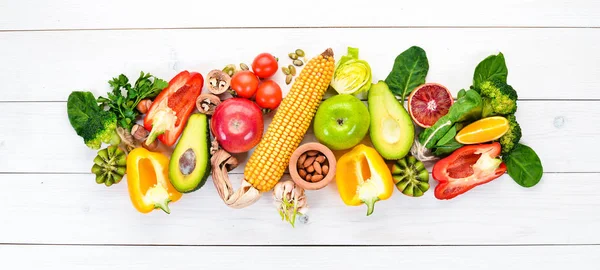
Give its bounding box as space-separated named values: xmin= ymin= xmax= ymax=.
xmin=288 ymin=142 xmax=337 ymax=190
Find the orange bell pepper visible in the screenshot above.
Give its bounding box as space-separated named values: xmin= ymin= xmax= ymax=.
xmin=126 ymin=148 xmax=182 ymax=214
xmin=336 ymin=144 xmax=394 ymax=216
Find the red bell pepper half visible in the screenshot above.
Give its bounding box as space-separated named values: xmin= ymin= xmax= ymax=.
xmin=144 ymin=71 xmax=204 ymax=147
xmin=433 ymin=142 xmax=507 ymax=200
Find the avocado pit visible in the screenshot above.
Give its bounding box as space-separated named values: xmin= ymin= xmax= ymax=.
xmin=178 ymin=148 xmax=197 ymax=175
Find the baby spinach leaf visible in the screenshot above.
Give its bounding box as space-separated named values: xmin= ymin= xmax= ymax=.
xmin=436 ymin=125 xmax=458 ymax=147
xmin=385 ymin=46 xmax=429 ymax=104
xmin=432 ymin=138 xmax=463 ymax=157
xmin=503 ymin=143 xmax=543 ymax=187
xmin=473 ymin=52 xmax=508 ymax=87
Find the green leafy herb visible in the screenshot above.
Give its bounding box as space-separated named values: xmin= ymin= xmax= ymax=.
xmin=473 ymin=52 xmax=508 ymax=87
xmin=98 ymin=71 xmax=168 ymax=130
xmin=385 ymin=46 xmax=429 ymax=104
xmin=67 ymin=91 xmax=120 ymax=149
xmin=503 ymin=143 xmax=543 ymax=187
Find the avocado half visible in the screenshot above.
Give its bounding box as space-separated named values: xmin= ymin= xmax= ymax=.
xmin=169 ymin=113 xmax=211 ymax=193
xmin=368 ymin=81 xmax=415 ymax=160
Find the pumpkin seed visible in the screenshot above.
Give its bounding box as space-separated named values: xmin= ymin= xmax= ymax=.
xmin=240 ymin=63 xmax=249 ymax=71
xmin=223 ymin=64 xmax=236 ymax=76
xmin=295 ymin=49 xmax=305 ymax=57
xmin=288 ymin=65 xmax=296 ymax=76
xmin=288 ymin=53 xmax=298 ymax=60
xmin=282 ymin=66 xmax=290 ymax=75
xmin=285 ymin=74 xmax=293 ymax=85
xmin=293 ymin=59 xmax=303 ymax=66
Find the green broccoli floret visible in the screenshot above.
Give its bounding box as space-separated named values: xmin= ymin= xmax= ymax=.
xmin=67 ymin=91 xmax=121 ymax=150
xmin=477 ymin=80 xmax=518 ymax=118
xmin=498 ymin=114 xmax=522 ymax=155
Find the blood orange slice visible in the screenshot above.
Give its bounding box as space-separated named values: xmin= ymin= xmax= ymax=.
xmin=408 ymin=83 xmax=454 ymax=128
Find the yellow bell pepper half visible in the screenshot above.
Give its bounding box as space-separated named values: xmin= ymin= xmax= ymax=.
xmin=126 ymin=148 xmax=182 ymax=214
xmin=336 ymin=144 xmax=394 ymax=216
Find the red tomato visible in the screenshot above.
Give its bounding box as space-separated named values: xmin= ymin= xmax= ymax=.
xmin=231 ymin=70 xmax=259 ymax=98
xmin=255 ymin=80 xmax=282 ymax=110
xmin=251 ymin=53 xmax=278 ymax=79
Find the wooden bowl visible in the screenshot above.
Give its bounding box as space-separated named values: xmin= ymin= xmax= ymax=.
xmin=288 ymin=142 xmax=337 ymax=190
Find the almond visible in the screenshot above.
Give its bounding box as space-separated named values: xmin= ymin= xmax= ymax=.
xmin=306 ymin=165 xmax=315 ymax=173
xmin=297 ymin=153 xmax=307 ymax=168
xmin=298 ymin=169 xmax=307 ymax=178
xmin=322 ymin=165 xmax=329 ymax=175
xmin=307 ymin=150 xmax=319 ymax=157
xmin=313 ymin=161 xmax=322 ymax=174
xmin=315 ymin=155 xmax=326 ymax=163
xmin=312 ymin=174 xmax=324 ymax=182
xmin=303 ymin=156 xmax=316 ymax=168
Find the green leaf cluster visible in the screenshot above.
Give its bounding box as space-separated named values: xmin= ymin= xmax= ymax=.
xmin=98 ymin=72 xmax=168 ymax=130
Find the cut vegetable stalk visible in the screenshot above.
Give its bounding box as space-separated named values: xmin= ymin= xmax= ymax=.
xmin=143 ymin=184 xmax=172 ymax=214
xmin=145 ymin=107 xmax=177 ymax=145
xmin=356 ymin=180 xmax=383 ymax=216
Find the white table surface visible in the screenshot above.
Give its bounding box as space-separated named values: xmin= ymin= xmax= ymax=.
xmin=1 ymin=0 xmax=599 ymax=269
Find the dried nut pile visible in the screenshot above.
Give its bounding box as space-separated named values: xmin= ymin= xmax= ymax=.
xmin=296 ymin=150 xmax=329 ymax=183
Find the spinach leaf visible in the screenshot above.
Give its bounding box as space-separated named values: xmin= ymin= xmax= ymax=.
xmin=503 ymin=143 xmax=543 ymax=187
xmin=432 ymin=138 xmax=463 ymax=156
xmin=473 ymin=52 xmax=508 ymax=87
xmin=385 ymin=46 xmax=429 ymax=104
xmin=436 ymin=125 xmax=457 ymax=147
xmin=431 ymin=124 xmax=465 ymax=157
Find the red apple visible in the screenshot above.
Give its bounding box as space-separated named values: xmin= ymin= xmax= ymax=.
xmin=210 ymin=98 xmax=264 ymax=153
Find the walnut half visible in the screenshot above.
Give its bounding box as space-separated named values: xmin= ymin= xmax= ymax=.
xmin=206 ymin=69 xmax=231 ymax=95
xmin=196 ymin=94 xmax=221 ymax=115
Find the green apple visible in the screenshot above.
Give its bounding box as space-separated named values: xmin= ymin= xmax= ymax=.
xmin=314 ymin=94 xmax=370 ymax=150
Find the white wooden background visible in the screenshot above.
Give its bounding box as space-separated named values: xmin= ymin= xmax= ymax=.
xmin=1 ymin=0 xmax=599 ymax=269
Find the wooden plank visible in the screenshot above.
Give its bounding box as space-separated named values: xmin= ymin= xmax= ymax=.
xmin=0 ymin=101 xmax=593 ymax=173
xmin=1 ymin=28 xmax=599 ymax=101
xmin=1 ymin=0 xmax=599 ymax=30
xmin=0 ymin=173 xmax=597 ymax=245
xmin=1 ymin=245 xmax=598 ymax=270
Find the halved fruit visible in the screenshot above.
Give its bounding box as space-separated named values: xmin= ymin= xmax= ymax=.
xmin=169 ymin=113 xmax=211 ymax=193
xmin=368 ymin=81 xmax=414 ymax=160
xmin=408 ymin=83 xmax=454 ymax=128
xmin=455 ymin=116 xmax=509 ymax=144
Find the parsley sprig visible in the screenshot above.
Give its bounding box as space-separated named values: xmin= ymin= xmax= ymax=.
xmin=97 ymin=72 xmax=168 ymax=130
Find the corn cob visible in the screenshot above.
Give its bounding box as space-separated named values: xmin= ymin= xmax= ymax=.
xmin=245 ymin=49 xmax=335 ymax=192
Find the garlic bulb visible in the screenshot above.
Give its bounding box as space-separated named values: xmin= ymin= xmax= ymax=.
xmin=273 ymin=180 xmax=307 ymax=227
